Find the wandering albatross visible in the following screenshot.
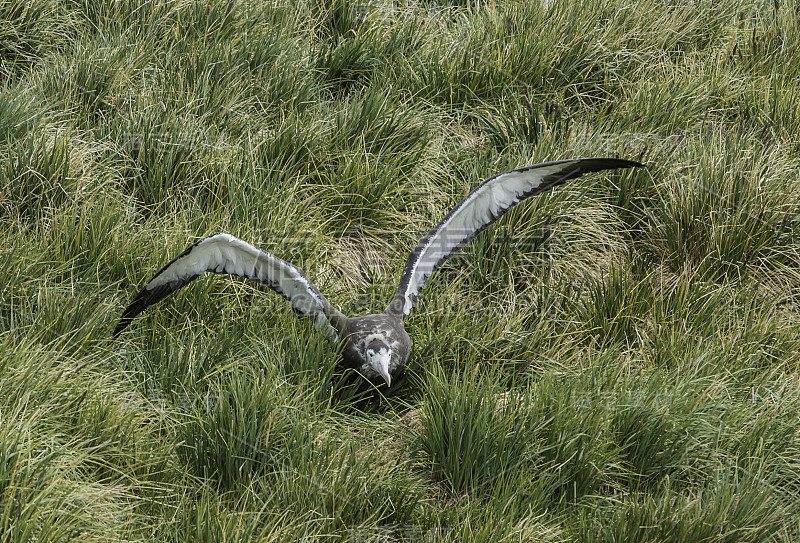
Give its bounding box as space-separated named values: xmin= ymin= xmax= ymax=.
xmin=114 ymin=158 xmax=643 ymax=386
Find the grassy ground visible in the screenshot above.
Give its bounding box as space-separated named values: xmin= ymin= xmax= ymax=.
xmin=2 ymin=0 xmax=800 ymax=540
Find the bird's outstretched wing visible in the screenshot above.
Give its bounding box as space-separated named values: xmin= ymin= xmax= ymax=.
xmin=387 ymin=158 xmax=644 ymax=317
xmin=114 ymin=233 xmax=343 ymax=338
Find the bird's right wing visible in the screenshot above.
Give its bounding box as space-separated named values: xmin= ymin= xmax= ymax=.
xmin=387 ymin=158 xmax=644 ymax=317
xmin=114 ymin=233 xmax=343 ymax=338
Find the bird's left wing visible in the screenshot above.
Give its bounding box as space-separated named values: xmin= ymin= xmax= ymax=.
xmin=114 ymin=233 xmax=342 ymax=338
xmin=387 ymin=158 xmax=644 ymax=317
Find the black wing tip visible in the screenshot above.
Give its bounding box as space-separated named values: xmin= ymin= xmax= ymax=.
xmin=112 ymin=283 xmax=177 ymax=339
xmin=517 ymin=157 xmax=645 ymax=185
xmin=112 ymin=294 xmax=148 ymax=339
xmin=514 ymin=157 xmax=645 ymax=173
xmin=579 ymin=157 xmax=646 ymax=169
xmin=558 ymin=157 xmax=646 ymax=171
xmin=113 ymin=317 xmax=132 ymax=338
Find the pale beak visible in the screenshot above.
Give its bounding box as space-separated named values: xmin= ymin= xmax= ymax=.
xmin=369 ymin=349 xmax=393 ymax=387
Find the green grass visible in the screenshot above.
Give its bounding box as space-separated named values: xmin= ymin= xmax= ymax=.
xmin=2 ymin=0 xmax=800 ymax=540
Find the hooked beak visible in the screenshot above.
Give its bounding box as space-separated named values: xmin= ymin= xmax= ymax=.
xmin=368 ymin=349 xmax=393 ymax=387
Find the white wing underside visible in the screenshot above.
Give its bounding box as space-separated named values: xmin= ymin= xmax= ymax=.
xmin=389 ymin=158 xmax=642 ymax=316
xmin=116 ymin=233 xmax=338 ymax=339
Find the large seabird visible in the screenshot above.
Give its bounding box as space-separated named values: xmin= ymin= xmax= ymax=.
xmin=114 ymin=158 xmax=643 ymax=386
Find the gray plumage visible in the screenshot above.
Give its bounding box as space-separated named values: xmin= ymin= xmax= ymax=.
xmin=114 ymin=157 xmax=643 ymax=386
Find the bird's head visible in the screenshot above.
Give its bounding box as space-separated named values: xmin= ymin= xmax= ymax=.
xmin=366 ymin=338 xmax=393 ymax=387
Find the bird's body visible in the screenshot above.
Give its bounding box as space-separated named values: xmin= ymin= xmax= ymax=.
xmin=114 ymin=158 xmax=643 ymax=386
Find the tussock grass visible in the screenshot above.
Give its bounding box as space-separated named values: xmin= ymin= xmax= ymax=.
xmin=2 ymin=0 xmax=800 ymax=539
